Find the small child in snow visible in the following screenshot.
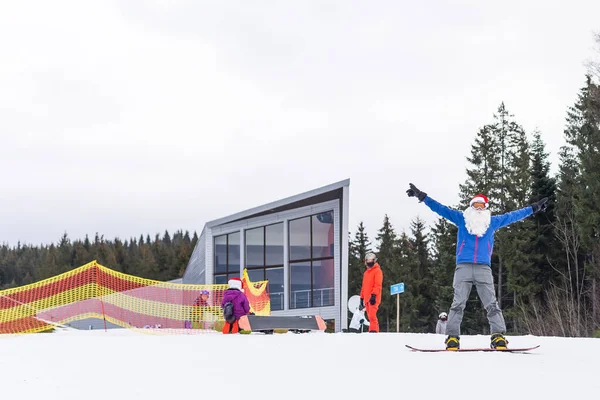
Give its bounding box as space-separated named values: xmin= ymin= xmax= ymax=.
xmin=189 ymin=289 xmax=210 ymax=329
xmin=221 ymin=277 xmax=250 ymax=334
xmin=194 ymin=289 xmax=210 ymax=307
xmin=436 ymin=312 xmax=448 ymax=335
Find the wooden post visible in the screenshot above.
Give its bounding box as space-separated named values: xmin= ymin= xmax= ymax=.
xmin=396 ymin=294 xmax=400 ymax=333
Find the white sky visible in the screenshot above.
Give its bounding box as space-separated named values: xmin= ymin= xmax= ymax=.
xmin=1 ymin=0 xmax=599 ymax=247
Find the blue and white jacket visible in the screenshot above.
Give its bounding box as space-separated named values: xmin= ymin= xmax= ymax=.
xmin=424 ymin=196 xmax=533 ymax=266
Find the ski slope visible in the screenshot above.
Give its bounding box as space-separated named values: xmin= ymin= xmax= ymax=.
xmin=1 ymin=329 xmax=597 ymax=399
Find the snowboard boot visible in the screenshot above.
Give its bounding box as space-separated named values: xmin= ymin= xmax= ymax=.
xmin=445 ymin=335 xmax=460 ymax=350
xmin=491 ymin=333 xmax=508 ymax=349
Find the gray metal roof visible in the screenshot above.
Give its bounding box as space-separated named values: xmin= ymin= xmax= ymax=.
xmin=205 ymin=179 xmax=350 ymax=228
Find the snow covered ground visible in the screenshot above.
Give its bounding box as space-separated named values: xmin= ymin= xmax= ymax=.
xmin=1 ymin=328 xmax=598 ymax=400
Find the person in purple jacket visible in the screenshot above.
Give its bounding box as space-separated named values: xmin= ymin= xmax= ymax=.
xmin=221 ymin=277 xmax=250 ymax=334
xmin=407 ymin=183 xmax=548 ymax=350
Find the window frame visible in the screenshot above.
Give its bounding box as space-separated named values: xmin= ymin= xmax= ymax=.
xmin=288 ymin=211 xmax=335 ymax=309
xmin=244 ymin=222 xmax=285 ymax=310
xmin=214 ymin=231 xmax=241 ymax=284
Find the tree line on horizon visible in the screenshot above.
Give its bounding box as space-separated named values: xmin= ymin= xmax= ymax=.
xmin=0 ymin=230 xmax=198 ymax=288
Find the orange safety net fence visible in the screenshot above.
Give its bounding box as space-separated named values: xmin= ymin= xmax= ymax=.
xmin=242 ymin=268 xmax=271 ymax=315
xmin=0 ymin=261 xmax=270 ymax=334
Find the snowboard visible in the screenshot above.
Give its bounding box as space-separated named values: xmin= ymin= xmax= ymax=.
xmin=238 ymin=315 xmax=326 ymax=334
xmin=405 ymin=344 xmax=540 ymax=353
xmin=345 ymin=295 xmax=369 ymax=333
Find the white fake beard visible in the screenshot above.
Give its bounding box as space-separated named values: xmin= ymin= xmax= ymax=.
xmin=463 ymin=207 xmax=491 ymax=237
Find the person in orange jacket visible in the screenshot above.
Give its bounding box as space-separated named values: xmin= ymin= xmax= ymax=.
xmin=359 ymin=252 xmax=383 ymax=333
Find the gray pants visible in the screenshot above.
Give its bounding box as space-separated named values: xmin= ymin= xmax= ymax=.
xmin=446 ymin=263 xmax=506 ymax=336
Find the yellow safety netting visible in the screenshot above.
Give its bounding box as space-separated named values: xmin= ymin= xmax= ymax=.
xmin=0 ymin=261 xmax=270 ymax=334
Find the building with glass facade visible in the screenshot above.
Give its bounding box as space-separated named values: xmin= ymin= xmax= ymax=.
xmin=182 ymin=179 xmax=350 ymax=332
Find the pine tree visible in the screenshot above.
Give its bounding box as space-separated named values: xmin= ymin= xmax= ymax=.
xmin=555 ymin=143 xmax=584 ymax=316
xmin=545 ymin=78 xmax=600 ymax=336
xmin=526 ymin=131 xmax=559 ymax=293
xmin=114 ymin=238 xmax=127 ymax=272
xmin=72 ymin=240 xmax=92 ymax=267
xmin=488 ymin=103 xmax=531 ymax=314
xmin=458 ymin=124 xmax=500 ymax=205
xmin=567 ymin=77 xmax=600 ymax=326
xmin=39 ymin=244 xmax=61 ymax=280
xmin=375 ymin=215 xmax=400 ymax=332
xmin=430 ymin=218 xmax=457 ymax=320
xmin=176 ymin=231 xmax=193 ymax=277
xmin=502 ymin=123 xmax=535 ymax=331
xmin=396 ymin=231 xmax=416 ymax=331
xmin=57 ymin=233 xmax=72 ymax=272
xmin=348 ymin=222 xmax=372 ymax=300
xmin=408 ymin=217 xmax=435 ymax=332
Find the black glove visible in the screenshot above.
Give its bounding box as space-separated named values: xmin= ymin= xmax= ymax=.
xmin=406 ymin=183 xmax=427 ymax=202
xmin=531 ymin=197 xmax=549 ymax=213
xmin=359 ymin=298 xmax=365 ymax=311
xmin=369 ymin=294 xmax=376 ymax=305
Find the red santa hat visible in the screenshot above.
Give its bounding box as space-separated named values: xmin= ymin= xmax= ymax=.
xmin=228 ymin=277 xmax=243 ymax=291
xmin=470 ymin=194 xmax=489 ymax=208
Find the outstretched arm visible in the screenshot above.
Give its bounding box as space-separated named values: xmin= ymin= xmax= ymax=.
xmin=491 ymin=207 xmax=533 ymax=230
xmin=407 ymin=183 xmax=462 ymax=225
xmin=423 ymin=197 xmax=463 ymax=226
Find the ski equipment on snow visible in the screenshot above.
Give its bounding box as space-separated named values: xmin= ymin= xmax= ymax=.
xmin=346 ymin=295 xmax=369 ymax=332
xmin=405 ymin=344 xmax=540 ymax=353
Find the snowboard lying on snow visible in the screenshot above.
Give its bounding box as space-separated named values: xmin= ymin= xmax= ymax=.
xmin=405 ymin=344 xmax=540 ymax=353
xmin=238 ymin=315 xmax=326 ymax=334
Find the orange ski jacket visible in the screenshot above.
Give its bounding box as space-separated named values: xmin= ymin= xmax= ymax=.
xmin=360 ymin=263 xmax=383 ymax=307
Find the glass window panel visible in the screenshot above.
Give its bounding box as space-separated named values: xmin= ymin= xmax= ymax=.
xmin=265 ymin=223 xmax=284 ymax=266
xmin=265 ymin=267 xmax=284 ymax=311
xmin=227 ymin=232 xmax=240 ymax=273
xmin=214 ymin=235 xmax=227 ymax=273
xmin=214 ymin=274 xmax=227 ymax=285
xmin=246 ymin=268 xmax=264 ymax=283
xmin=289 ymin=217 xmax=310 ymax=261
xmin=312 ymin=259 xmax=334 ymax=307
xmin=245 ymin=227 xmax=264 ymax=268
xmin=312 ymin=212 xmax=334 ymax=259
xmin=227 ymin=272 xmax=241 ymax=283
xmin=290 ymin=261 xmax=311 ymax=309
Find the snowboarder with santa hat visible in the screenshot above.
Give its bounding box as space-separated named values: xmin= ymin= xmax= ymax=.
xmin=406 ymin=183 xmax=548 ymax=350
xmin=221 ymin=277 xmax=250 ymax=334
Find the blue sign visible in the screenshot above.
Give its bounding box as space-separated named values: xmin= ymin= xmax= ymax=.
xmin=390 ymin=282 xmax=405 ymax=295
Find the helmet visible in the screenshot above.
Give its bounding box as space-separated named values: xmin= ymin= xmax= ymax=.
xmin=365 ymin=252 xmax=377 ymax=262
xmin=200 ymin=290 xmax=209 ymax=296
xmin=439 ymin=312 xmax=448 ymax=319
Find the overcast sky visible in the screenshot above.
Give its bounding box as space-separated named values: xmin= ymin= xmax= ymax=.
xmin=1 ymin=0 xmax=599 ymax=247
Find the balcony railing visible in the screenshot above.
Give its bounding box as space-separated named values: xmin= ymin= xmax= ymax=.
xmin=290 ymin=288 xmax=334 ymax=309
